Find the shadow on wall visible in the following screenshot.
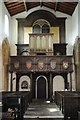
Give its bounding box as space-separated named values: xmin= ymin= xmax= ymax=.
xmin=67 ymin=44 xmax=73 ymax=55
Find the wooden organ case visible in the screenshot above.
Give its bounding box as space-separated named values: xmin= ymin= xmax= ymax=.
xmin=9 ymin=33 xmax=73 ymax=99
xmin=29 ymin=33 xmax=53 ymax=56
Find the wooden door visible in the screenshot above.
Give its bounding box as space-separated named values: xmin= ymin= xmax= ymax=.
xmin=37 ymin=77 xmax=46 ymax=99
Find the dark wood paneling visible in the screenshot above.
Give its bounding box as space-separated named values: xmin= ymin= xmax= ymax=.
xmin=1 ymin=91 xmax=31 ymax=119
xmin=9 ymin=56 xmax=73 ymax=73
xmin=55 ymin=91 xmax=80 ymax=120
xmin=18 ymin=10 xmax=66 ymax=43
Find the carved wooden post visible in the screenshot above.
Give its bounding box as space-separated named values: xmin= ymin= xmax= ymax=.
xmin=50 ymin=73 xmax=53 ymax=99
xmin=70 ymin=73 xmax=72 ymax=91
xmin=10 ymin=72 xmax=13 ymax=91
xmin=30 ymin=73 xmax=32 ymax=98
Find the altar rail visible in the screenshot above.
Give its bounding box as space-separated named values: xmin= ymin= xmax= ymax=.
xmin=9 ymin=56 xmax=73 ymax=73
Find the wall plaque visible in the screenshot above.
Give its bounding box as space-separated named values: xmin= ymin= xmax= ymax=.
xmin=63 ymin=62 xmax=69 ymax=69
xmin=50 ymin=60 xmax=56 ymax=69
xmin=26 ymin=61 xmax=32 ymax=69
xmin=38 ymin=61 xmax=44 ymax=69
xmin=14 ymin=62 xmax=19 ymax=69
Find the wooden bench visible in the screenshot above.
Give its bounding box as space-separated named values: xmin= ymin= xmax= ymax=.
xmin=0 ymin=91 xmax=32 ymax=120
xmin=54 ymin=91 xmax=80 ymax=120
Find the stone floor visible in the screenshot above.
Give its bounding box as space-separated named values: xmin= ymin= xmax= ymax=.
xmin=23 ymin=99 xmax=64 ymax=120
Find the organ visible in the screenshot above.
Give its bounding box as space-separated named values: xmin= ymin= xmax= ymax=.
xmin=29 ymin=33 xmax=54 ymax=56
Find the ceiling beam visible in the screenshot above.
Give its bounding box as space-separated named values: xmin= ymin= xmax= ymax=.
xmin=23 ymin=0 xmax=27 ymax=11
xmin=40 ymin=0 xmax=43 ymax=7
xmin=55 ymin=2 xmax=58 ymax=11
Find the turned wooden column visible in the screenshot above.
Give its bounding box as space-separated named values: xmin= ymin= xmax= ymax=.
xmin=10 ymin=72 xmax=13 ymax=91
xmin=30 ymin=73 xmax=32 ymax=98
xmin=70 ymin=72 xmax=72 ymax=91
xmin=49 ymin=73 xmax=53 ymax=99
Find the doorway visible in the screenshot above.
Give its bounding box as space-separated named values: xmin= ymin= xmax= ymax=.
xmin=35 ymin=75 xmax=48 ymax=99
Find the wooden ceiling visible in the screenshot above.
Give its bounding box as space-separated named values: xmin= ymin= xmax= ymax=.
xmin=4 ymin=1 xmax=78 ymax=16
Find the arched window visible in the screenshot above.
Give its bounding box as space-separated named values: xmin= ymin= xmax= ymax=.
xmin=5 ymin=14 xmax=9 ymax=37
xmin=33 ymin=24 xmax=40 ymax=33
xmin=33 ymin=19 xmax=50 ymax=34
xmin=42 ymin=24 xmax=50 ymax=33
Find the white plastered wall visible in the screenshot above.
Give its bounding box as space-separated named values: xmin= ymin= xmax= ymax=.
xmin=0 ymin=1 xmax=12 ymax=91
xmin=10 ymin=18 xmax=18 ymax=56
xmin=78 ymin=3 xmax=80 ymax=37
xmin=0 ymin=2 xmax=18 ymax=91
xmin=66 ymin=4 xmax=79 ymax=90
xmin=0 ymin=2 xmax=3 ymax=91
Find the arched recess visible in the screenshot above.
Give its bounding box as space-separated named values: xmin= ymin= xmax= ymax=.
xmin=32 ymin=19 xmax=50 ymax=33
xmin=35 ymin=75 xmax=48 ymax=99
xmin=19 ymin=75 xmax=30 ymax=91
xmin=2 ymin=38 xmax=10 ymax=90
xmin=53 ymin=75 xmax=64 ymax=95
xmin=26 ymin=10 xmax=56 ymax=26
xmin=18 ymin=9 xmax=66 ymax=43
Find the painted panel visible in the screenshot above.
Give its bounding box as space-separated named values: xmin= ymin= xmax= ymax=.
xmin=24 ymin=27 xmax=32 ymax=44
xmin=50 ymin=27 xmax=59 ymax=43
xmin=24 ymin=27 xmax=59 ymax=44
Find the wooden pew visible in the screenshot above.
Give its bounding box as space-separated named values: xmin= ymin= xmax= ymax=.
xmin=0 ymin=91 xmax=32 ymax=120
xmin=54 ymin=91 xmax=80 ymax=120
